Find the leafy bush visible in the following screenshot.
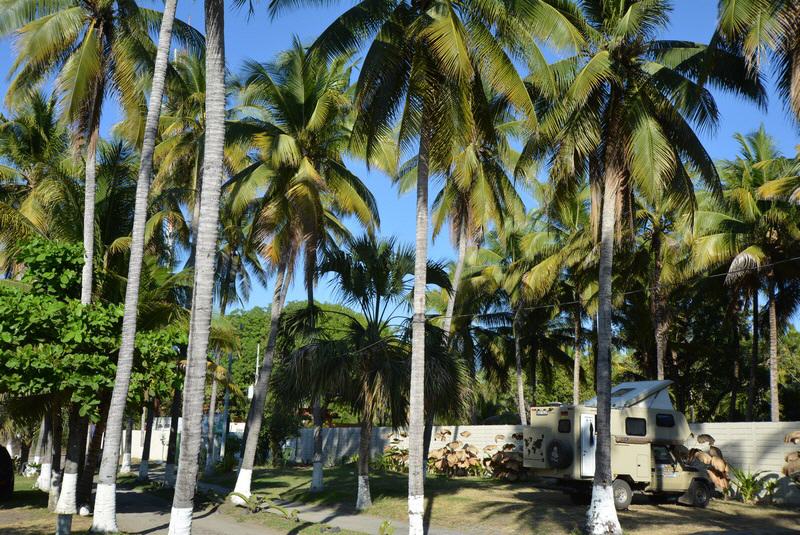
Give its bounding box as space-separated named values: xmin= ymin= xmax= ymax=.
xmin=373 ymin=445 xmax=408 ymax=473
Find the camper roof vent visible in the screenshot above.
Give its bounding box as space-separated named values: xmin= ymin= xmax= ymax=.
xmin=582 ymin=380 xmax=674 ymax=409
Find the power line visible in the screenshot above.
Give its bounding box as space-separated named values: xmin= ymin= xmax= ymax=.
xmin=447 ymin=253 xmax=800 ymax=321
xmin=290 ymin=254 xmax=800 ymax=349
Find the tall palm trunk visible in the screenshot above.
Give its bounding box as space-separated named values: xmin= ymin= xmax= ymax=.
xmin=407 ymin=124 xmax=430 ymax=535
xmin=77 ymin=396 xmax=109 ymax=514
xmin=165 ymin=386 xmax=182 ymax=487
xmin=421 ymin=223 xmax=469 ymax=464
xmin=91 ymin=1 xmax=178 ymax=529
xmin=80 ymin=123 xmax=99 ymax=306
xmin=768 ymin=277 xmax=779 ymax=422
xmin=120 ymin=416 xmax=133 ymax=474
xmin=529 ymin=342 xmax=538 ymax=407
xmin=586 ymin=151 xmax=622 ymax=535
xmin=310 ymin=400 xmax=324 ymax=492
xmin=650 ymin=232 xmax=667 ymax=380
xmin=232 ymin=264 xmax=286 ymax=503
xmin=573 ymin=310 xmax=581 ymax=405
xmin=356 ymin=393 xmax=373 ymax=510
xmin=33 ymin=415 xmax=45 ymax=465
xmin=219 ymin=354 xmax=232 ymax=461
xmin=513 ymin=307 xmax=527 ymax=425
xmin=169 ymin=23 xmax=224 ymax=531
xmin=168 ymin=0 xmax=225 ymax=529
xmin=728 ymin=312 xmax=741 ymax=421
xmin=36 ymin=413 xmax=52 ymax=492
xmin=55 ymin=407 xmax=82 ymax=535
xmin=48 ymin=406 xmax=63 ymax=512
xmin=138 ymin=401 xmax=155 ymax=481
xmin=747 ymin=290 xmax=759 ymax=420
xmin=205 ymin=354 xmax=220 ymax=475
xmin=307 ymin=278 xmax=325 ymax=493
xmin=441 ymin=223 xmax=467 ymax=337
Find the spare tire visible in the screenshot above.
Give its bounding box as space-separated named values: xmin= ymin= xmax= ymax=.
xmin=546 ymin=439 xmax=573 ymax=470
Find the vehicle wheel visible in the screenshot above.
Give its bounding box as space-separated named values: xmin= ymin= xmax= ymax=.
xmin=687 ymin=479 xmax=711 ymax=508
xmin=612 ymin=479 xmax=633 ymax=511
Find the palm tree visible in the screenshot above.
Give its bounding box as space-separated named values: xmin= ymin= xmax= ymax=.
xmin=0 ymin=0 xmax=202 ymax=307
xmin=717 ymin=0 xmax=800 ymax=119
xmin=277 ymin=235 xmax=452 ymax=509
xmin=692 ymin=127 xmax=800 ymax=422
xmin=91 ymin=0 xmax=182 ymax=529
xmin=420 ymin=81 xmax=525 ymax=340
xmin=524 ymin=1 xmax=764 ymax=530
xmin=0 ymin=92 xmax=73 ymax=270
xmin=285 ymin=0 xmax=562 ymax=526
xmin=229 ymin=41 xmax=379 ymax=502
xmin=167 ymin=0 xmax=226 ymax=531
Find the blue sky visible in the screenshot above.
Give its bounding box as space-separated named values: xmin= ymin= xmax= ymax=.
xmin=1 ymin=0 xmax=798 ymax=311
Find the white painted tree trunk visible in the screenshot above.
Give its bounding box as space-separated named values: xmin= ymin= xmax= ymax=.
xmin=231 ymin=468 xmax=252 ymax=505
xmin=586 ymin=152 xmax=622 ymax=535
xmin=38 ymin=462 xmax=52 ymax=491
xmin=586 ymin=484 xmax=622 ymax=535
xmin=232 ymin=265 xmax=286 ymax=504
xmin=407 ymin=124 xmax=430 ymax=535
xmin=167 ymin=0 xmax=225 ymax=530
xmin=356 ymin=476 xmax=371 ymax=510
xmin=90 ymin=0 xmax=178 ymax=529
xmin=120 ymin=417 xmax=133 ymax=474
xmin=56 ymin=409 xmax=83 ymax=534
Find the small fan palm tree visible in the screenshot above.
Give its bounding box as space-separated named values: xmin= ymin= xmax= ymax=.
xmin=276 ymin=234 xmax=452 ymax=509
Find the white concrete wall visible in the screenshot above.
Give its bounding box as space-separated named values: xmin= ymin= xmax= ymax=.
xmin=289 ymin=422 xmax=800 ymax=504
xmin=127 ymin=417 xmax=243 ymax=462
xmin=288 ymin=425 xmax=527 ymax=465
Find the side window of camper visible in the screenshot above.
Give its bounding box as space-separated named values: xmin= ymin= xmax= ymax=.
xmin=558 ymin=419 xmax=571 ymax=433
xmin=656 ymin=413 xmax=675 ymax=428
xmin=625 ymin=417 xmax=647 ymax=436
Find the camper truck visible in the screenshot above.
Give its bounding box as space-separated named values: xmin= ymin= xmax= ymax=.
xmin=523 ymin=380 xmax=714 ymax=510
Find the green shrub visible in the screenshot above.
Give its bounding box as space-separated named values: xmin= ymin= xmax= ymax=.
xmin=730 ymin=467 xmax=766 ymax=504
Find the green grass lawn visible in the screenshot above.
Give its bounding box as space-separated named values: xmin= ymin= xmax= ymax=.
xmin=0 ymin=475 xmax=94 ymax=535
xmin=205 ymin=464 xmax=800 ymax=534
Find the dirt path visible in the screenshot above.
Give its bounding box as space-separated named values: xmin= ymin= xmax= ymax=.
xmin=116 ymin=488 xmax=283 ymax=535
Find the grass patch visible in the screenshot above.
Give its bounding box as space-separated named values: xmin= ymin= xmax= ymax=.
xmin=205 ymin=464 xmax=800 ymax=534
xmin=0 ymin=474 xmax=94 ymax=535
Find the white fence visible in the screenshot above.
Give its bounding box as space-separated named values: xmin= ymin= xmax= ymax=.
xmin=286 ymin=422 xmax=800 ymax=504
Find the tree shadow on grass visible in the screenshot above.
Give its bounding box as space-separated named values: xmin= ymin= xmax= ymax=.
xmin=472 ymin=487 xmax=800 ymax=534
